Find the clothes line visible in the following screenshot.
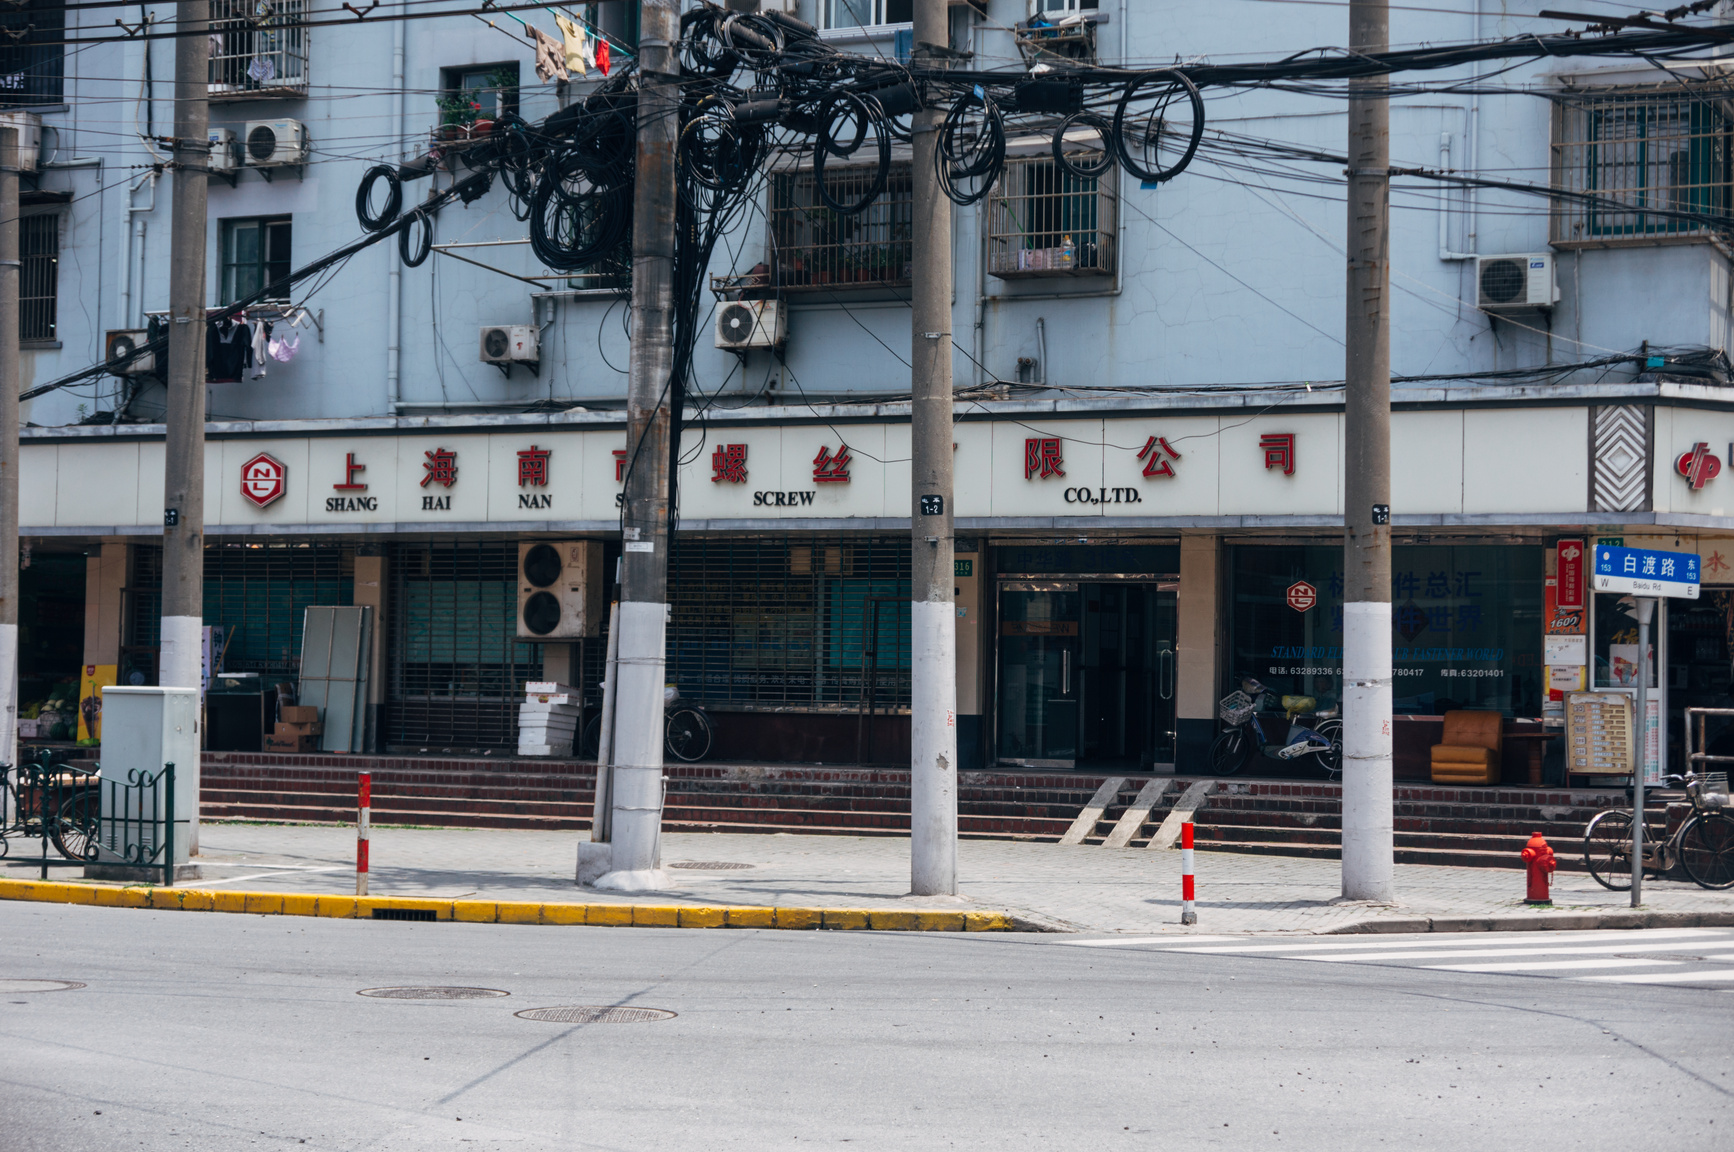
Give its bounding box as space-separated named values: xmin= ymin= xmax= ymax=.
xmin=473 ymin=2 xmax=632 ymax=84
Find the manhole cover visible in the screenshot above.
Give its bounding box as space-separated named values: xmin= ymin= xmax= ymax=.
xmin=1616 ymin=954 xmax=1706 ymax=962
xmin=514 ymin=1005 xmax=676 ymax=1024
xmin=668 ymin=861 xmax=753 ymax=870
xmin=357 ymin=986 xmax=510 ymax=1000
xmin=0 ymin=979 xmax=84 ymax=994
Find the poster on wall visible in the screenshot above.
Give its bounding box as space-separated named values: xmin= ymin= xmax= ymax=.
xmin=1643 ymin=697 xmax=1661 ymax=786
xmin=77 ymin=664 xmax=116 ymax=743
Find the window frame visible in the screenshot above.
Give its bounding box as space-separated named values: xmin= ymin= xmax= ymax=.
xmin=19 ymin=208 xmax=58 ymax=344
xmin=821 ymin=0 xmax=912 ymax=30
xmin=768 ymin=161 xmax=915 ymax=293
xmin=986 ymin=152 xmax=1117 ymax=280
xmin=0 ymin=0 xmax=65 ymax=109
xmin=220 ymin=216 xmax=293 ymax=305
xmin=439 ymin=62 xmax=521 ymax=125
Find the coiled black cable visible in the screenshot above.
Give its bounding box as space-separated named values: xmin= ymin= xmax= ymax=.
xmin=814 ymin=90 xmax=889 ymax=215
xmin=354 ymin=164 xmax=402 ymax=232
xmin=1113 ymin=70 xmax=1206 ymax=184
xmin=397 ymin=208 xmax=432 ymax=268
xmin=935 ymin=89 xmax=1004 ymax=207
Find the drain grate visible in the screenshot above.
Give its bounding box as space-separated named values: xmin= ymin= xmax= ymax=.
xmin=668 ymin=861 xmax=754 ymax=870
xmin=0 ymin=979 xmax=85 ymax=994
xmin=372 ymin=908 xmax=440 ymax=922
xmin=515 ymin=1005 xmax=676 ymax=1024
xmin=358 ymin=986 xmax=510 ymax=1000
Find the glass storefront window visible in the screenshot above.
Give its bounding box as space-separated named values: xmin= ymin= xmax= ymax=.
xmin=1592 ymin=591 xmax=1657 ymax=689
xmin=1228 ymin=545 xmax=1544 ymax=717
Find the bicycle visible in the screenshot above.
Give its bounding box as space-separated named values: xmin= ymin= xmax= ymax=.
xmin=1211 ymin=677 xmax=1343 ymax=780
xmin=1582 ymin=771 xmax=1734 ymax=890
xmin=579 ymin=689 xmax=715 ymax=763
xmin=0 ymin=748 xmax=100 ymax=862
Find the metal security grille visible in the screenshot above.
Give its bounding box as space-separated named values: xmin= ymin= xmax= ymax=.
xmin=770 ymin=165 xmax=913 ymax=292
xmin=988 ymin=155 xmax=1115 ymax=278
xmin=666 ymin=536 xmax=912 ymax=711
xmin=204 ymin=543 xmax=353 ymax=677
xmin=0 ymin=0 xmax=65 ymax=108
xmin=387 ymin=541 xmax=541 ymax=748
xmin=121 ymin=546 xmax=163 ymax=685
xmin=1552 ymin=87 xmax=1734 ymax=243
xmin=20 ymin=214 xmax=55 ymax=341
xmin=209 ymin=0 xmax=309 ymax=99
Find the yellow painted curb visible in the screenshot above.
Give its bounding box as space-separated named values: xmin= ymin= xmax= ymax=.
xmin=0 ymin=878 xmax=1021 ymax=932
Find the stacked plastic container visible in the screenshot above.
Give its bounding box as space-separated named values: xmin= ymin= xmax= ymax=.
xmin=518 ymin=681 xmax=580 ymax=757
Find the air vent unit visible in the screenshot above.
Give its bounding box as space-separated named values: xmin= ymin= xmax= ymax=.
xmin=1476 ymin=253 xmax=1558 ymax=312
xmin=104 ymin=330 xmax=155 ymax=377
xmin=243 ymin=119 xmax=308 ymax=167
xmin=714 ymin=299 xmax=785 ymax=350
xmin=517 ymin=541 xmax=605 ymax=639
xmin=207 ymin=127 xmax=237 ymax=174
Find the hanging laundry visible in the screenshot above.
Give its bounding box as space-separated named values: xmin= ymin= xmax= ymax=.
xmin=250 ymin=320 xmax=271 ymax=379
xmin=529 ymin=25 xmax=569 ymax=84
xmin=207 ymin=318 xmax=249 ymax=382
xmin=595 ymin=36 xmax=610 ymax=77
xmin=554 ymin=14 xmax=587 ymax=78
xmin=247 ymin=55 xmax=276 ymax=84
xmin=208 ymin=31 xmax=223 ymax=59
xmin=268 ymin=333 xmax=299 ymax=363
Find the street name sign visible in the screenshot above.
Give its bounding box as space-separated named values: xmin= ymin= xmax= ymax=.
xmin=1592 ymin=545 xmax=1701 ymax=599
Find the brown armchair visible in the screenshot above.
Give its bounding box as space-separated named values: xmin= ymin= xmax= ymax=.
xmin=1430 ymin=710 xmax=1504 ymax=786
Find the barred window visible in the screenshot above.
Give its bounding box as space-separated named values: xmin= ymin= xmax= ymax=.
xmin=770 ymin=164 xmax=913 ymax=292
xmin=210 ymin=0 xmax=309 ymax=98
xmin=822 ymin=1 xmax=912 ymax=28
xmin=0 ymin=0 xmax=64 ymax=109
xmin=666 ymin=536 xmax=912 ymax=712
xmin=1553 ymin=88 xmax=1734 ymax=243
xmin=20 ymin=212 xmax=56 ymax=342
xmin=987 ymin=154 xmax=1115 ymax=279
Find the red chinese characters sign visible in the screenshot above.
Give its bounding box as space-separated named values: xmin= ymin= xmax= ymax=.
xmin=1024 ymin=437 xmax=1064 ymax=479
xmin=712 ymin=443 xmax=748 ymax=484
xmin=421 ymin=448 xmax=458 ymax=489
xmin=813 ymin=445 xmax=851 ymax=483
xmin=518 ymin=445 xmax=550 ymax=487
xmin=1137 ymin=435 xmax=1180 ymax=478
xmin=1555 ymin=537 xmax=1585 ymax=612
xmin=1260 ymin=433 xmax=1295 ymax=476
xmin=240 ymin=452 xmax=287 ymax=509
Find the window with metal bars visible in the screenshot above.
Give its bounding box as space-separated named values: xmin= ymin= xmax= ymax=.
xmin=666 ymin=535 xmax=912 ymax=712
xmin=20 ymin=213 xmax=56 ymax=342
xmin=770 ymin=165 xmax=913 ymax=292
xmin=1552 ymin=87 xmax=1734 ymax=243
xmin=387 ymin=541 xmax=541 ymax=748
xmin=0 ymin=0 xmax=64 ymax=108
xmin=203 ymin=543 xmax=353 ymax=677
xmin=987 ymin=154 xmax=1115 ymax=278
xmin=209 ymin=0 xmax=309 ymax=98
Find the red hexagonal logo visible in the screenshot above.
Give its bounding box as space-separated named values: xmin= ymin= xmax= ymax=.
xmin=1286 ymin=580 xmax=1317 ymax=613
xmin=240 ymin=452 xmax=287 ymax=509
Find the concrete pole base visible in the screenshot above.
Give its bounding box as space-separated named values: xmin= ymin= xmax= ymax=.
xmin=590 ymin=868 xmax=671 ymax=893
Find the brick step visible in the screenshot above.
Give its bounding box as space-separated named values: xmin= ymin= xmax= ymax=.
xmin=1206 ymin=838 xmax=1596 ymax=872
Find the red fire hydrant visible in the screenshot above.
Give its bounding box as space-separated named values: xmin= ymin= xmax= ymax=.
xmin=1521 ymin=832 xmax=1557 ymax=905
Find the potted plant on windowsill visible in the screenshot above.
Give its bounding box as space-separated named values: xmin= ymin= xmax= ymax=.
xmin=435 ymin=94 xmax=481 ymax=141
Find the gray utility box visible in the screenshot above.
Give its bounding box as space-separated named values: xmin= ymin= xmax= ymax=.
xmin=98 ymin=686 xmax=200 ymax=862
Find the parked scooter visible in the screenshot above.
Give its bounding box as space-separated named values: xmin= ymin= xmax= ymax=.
xmin=1212 ymin=677 xmax=1343 ymax=779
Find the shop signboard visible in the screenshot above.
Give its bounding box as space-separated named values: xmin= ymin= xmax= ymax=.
xmin=1555 ymin=537 xmax=1586 ymax=610
xmin=1592 ymin=545 xmax=1700 ymax=600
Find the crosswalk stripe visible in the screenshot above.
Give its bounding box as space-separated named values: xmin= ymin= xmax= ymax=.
xmin=1428 ymin=958 xmax=1682 ymax=973
xmin=1578 ymin=968 xmax=1734 ymax=984
xmin=1062 ymin=935 xmax=1241 ymax=947
xmin=1303 ymin=942 xmax=1734 ymax=964
xmin=1165 ymin=929 xmax=1720 ymax=950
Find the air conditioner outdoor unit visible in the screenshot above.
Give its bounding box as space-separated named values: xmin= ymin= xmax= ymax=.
xmin=207 ymin=127 xmax=237 ymax=174
xmin=104 ymin=329 xmax=155 ymax=377
xmin=243 ymin=119 xmax=308 ymax=167
xmin=0 ymin=111 xmax=40 ymax=171
xmin=715 ymin=299 xmax=785 ymax=350
xmin=480 ymin=324 xmax=539 ymax=364
xmin=1476 ymin=253 xmax=1559 ymax=312
xmin=517 ymin=541 xmax=605 ymax=639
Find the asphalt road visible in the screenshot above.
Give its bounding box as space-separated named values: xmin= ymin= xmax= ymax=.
xmin=2 ymin=902 xmax=1731 ymax=1150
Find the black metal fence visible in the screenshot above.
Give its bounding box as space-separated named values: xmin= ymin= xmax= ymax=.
xmin=1 ymin=750 xmax=177 ymax=884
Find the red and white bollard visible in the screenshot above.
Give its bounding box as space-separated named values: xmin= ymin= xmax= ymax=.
xmin=357 ymin=771 xmax=371 ymax=897
xmin=1180 ymin=821 xmax=1197 ymax=926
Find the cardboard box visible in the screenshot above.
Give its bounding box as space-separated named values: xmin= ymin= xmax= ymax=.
xmin=524 ymin=681 xmax=577 ymax=696
xmin=280 ymin=705 xmax=319 ymax=723
xmin=274 ymin=720 xmax=324 ymax=737
xmin=264 ymin=734 xmax=319 ymax=753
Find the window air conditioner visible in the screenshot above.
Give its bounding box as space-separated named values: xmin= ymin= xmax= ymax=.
xmin=480 ymin=324 xmax=539 ymax=364
xmin=1476 ymin=253 xmax=1559 ymax=312
xmin=207 ymin=127 xmax=237 ymax=174
xmin=517 ymin=541 xmax=605 ymax=639
xmin=0 ymin=111 xmax=40 ymax=171
xmin=714 ymin=299 xmax=785 ymax=351
xmin=244 ymin=119 xmax=308 ymax=167
xmin=105 ymin=330 xmax=155 ymax=377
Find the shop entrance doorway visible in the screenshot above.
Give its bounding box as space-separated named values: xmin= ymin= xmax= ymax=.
xmin=996 ymin=580 xmax=1177 ymax=770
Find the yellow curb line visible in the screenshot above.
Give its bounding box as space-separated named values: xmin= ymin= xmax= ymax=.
xmin=0 ymin=878 xmax=1018 ymax=932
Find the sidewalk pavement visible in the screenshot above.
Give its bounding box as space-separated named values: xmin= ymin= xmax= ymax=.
xmin=9 ymin=821 xmax=1734 ymax=933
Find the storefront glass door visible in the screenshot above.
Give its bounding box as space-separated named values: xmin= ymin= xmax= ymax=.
xmin=997 ymin=583 xmax=1081 ymax=767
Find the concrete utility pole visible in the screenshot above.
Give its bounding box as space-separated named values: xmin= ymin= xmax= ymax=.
xmin=595 ymin=0 xmax=678 ymax=892
xmin=159 ymin=0 xmax=211 ymax=694
xmin=1341 ymin=0 xmax=1394 ymax=903
xmin=0 ymin=125 xmax=20 ymax=771
xmin=1632 ymin=596 xmax=1654 ymax=905
xmin=908 ymin=0 xmax=958 ymax=897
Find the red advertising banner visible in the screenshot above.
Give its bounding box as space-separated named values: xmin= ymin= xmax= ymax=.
xmin=1555 ymin=537 xmax=1586 ymax=611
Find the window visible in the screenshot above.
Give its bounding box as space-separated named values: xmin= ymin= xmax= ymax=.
xmin=1553 ymin=88 xmax=1733 ymax=243
xmin=770 ymin=164 xmax=913 ymax=291
xmin=1031 ymin=0 xmax=1098 ymax=12
xmin=20 ymin=212 xmax=57 ymax=342
xmin=822 ymin=0 xmax=912 ymax=29
xmin=209 ymin=0 xmax=308 ymax=97
xmin=0 ymin=0 xmax=63 ymax=108
xmin=440 ymin=63 xmax=520 ymax=125
xmin=221 ymin=217 xmax=292 ymax=304
xmin=987 ymin=155 xmax=1116 ymax=279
